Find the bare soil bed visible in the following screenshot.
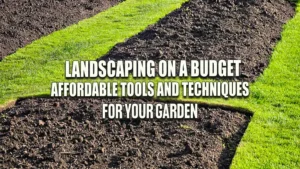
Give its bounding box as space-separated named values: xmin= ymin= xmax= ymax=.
xmin=0 ymin=0 xmax=296 ymax=168
xmin=0 ymin=98 xmax=250 ymax=169
xmin=0 ymin=0 xmax=122 ymax=60
xmin=101 ymin=0 xmax=295 ymax=82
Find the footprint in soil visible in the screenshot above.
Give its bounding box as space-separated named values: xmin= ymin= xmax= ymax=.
xmin=167 ymin=142 xmax=194 ymax=158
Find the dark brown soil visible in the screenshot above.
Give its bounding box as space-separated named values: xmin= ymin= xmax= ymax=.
xmin=0 ymin=0 xmax=122 ymax=60
xmin=0 ymin=98 xmax=250 ymax=169
xmin=0 ymin=0 xmax=295 ymax=168
xmin=100 ymin=0 xmax=295 ymax=82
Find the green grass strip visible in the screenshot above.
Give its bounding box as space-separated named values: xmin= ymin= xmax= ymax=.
xmin=0 ymin=0 xmax=188 ymax=108
xmin=228 ymin=3 xmax=300 ymax=168
xmin=0 ymin=0 xmax=300 ymax=168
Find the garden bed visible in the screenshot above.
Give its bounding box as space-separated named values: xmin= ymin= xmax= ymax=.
xmin=0 ymin=98 xmax=250 ymax=168
xmin=0 ymin=0 xmax=122 ymax=60
xmin=100 ymin=0 xmax=294 ymax=82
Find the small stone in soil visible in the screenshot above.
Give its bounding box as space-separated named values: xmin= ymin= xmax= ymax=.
xmin=38 ymin=120 xmax=45 ymax=126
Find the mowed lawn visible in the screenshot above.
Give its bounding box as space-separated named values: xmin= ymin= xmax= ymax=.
xmin=0 ymin=0 xmax=189 ymax=108
xmin=0 ymin=0 xmax=300 ymax=168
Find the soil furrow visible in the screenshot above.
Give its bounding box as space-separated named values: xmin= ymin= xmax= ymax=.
xmin=0 ymin=98 xmax=250 ymax=168
xmin=0 ymin=0 xmax=122 ymax=60
xmin=100 ymin=0 xmax=295 ymax=82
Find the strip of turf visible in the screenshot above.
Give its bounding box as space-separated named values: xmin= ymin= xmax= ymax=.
xmin=0 ymin=0 xmax=188 ymax=109
xmin=229 ymin=3 xmax=300 ymax=168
